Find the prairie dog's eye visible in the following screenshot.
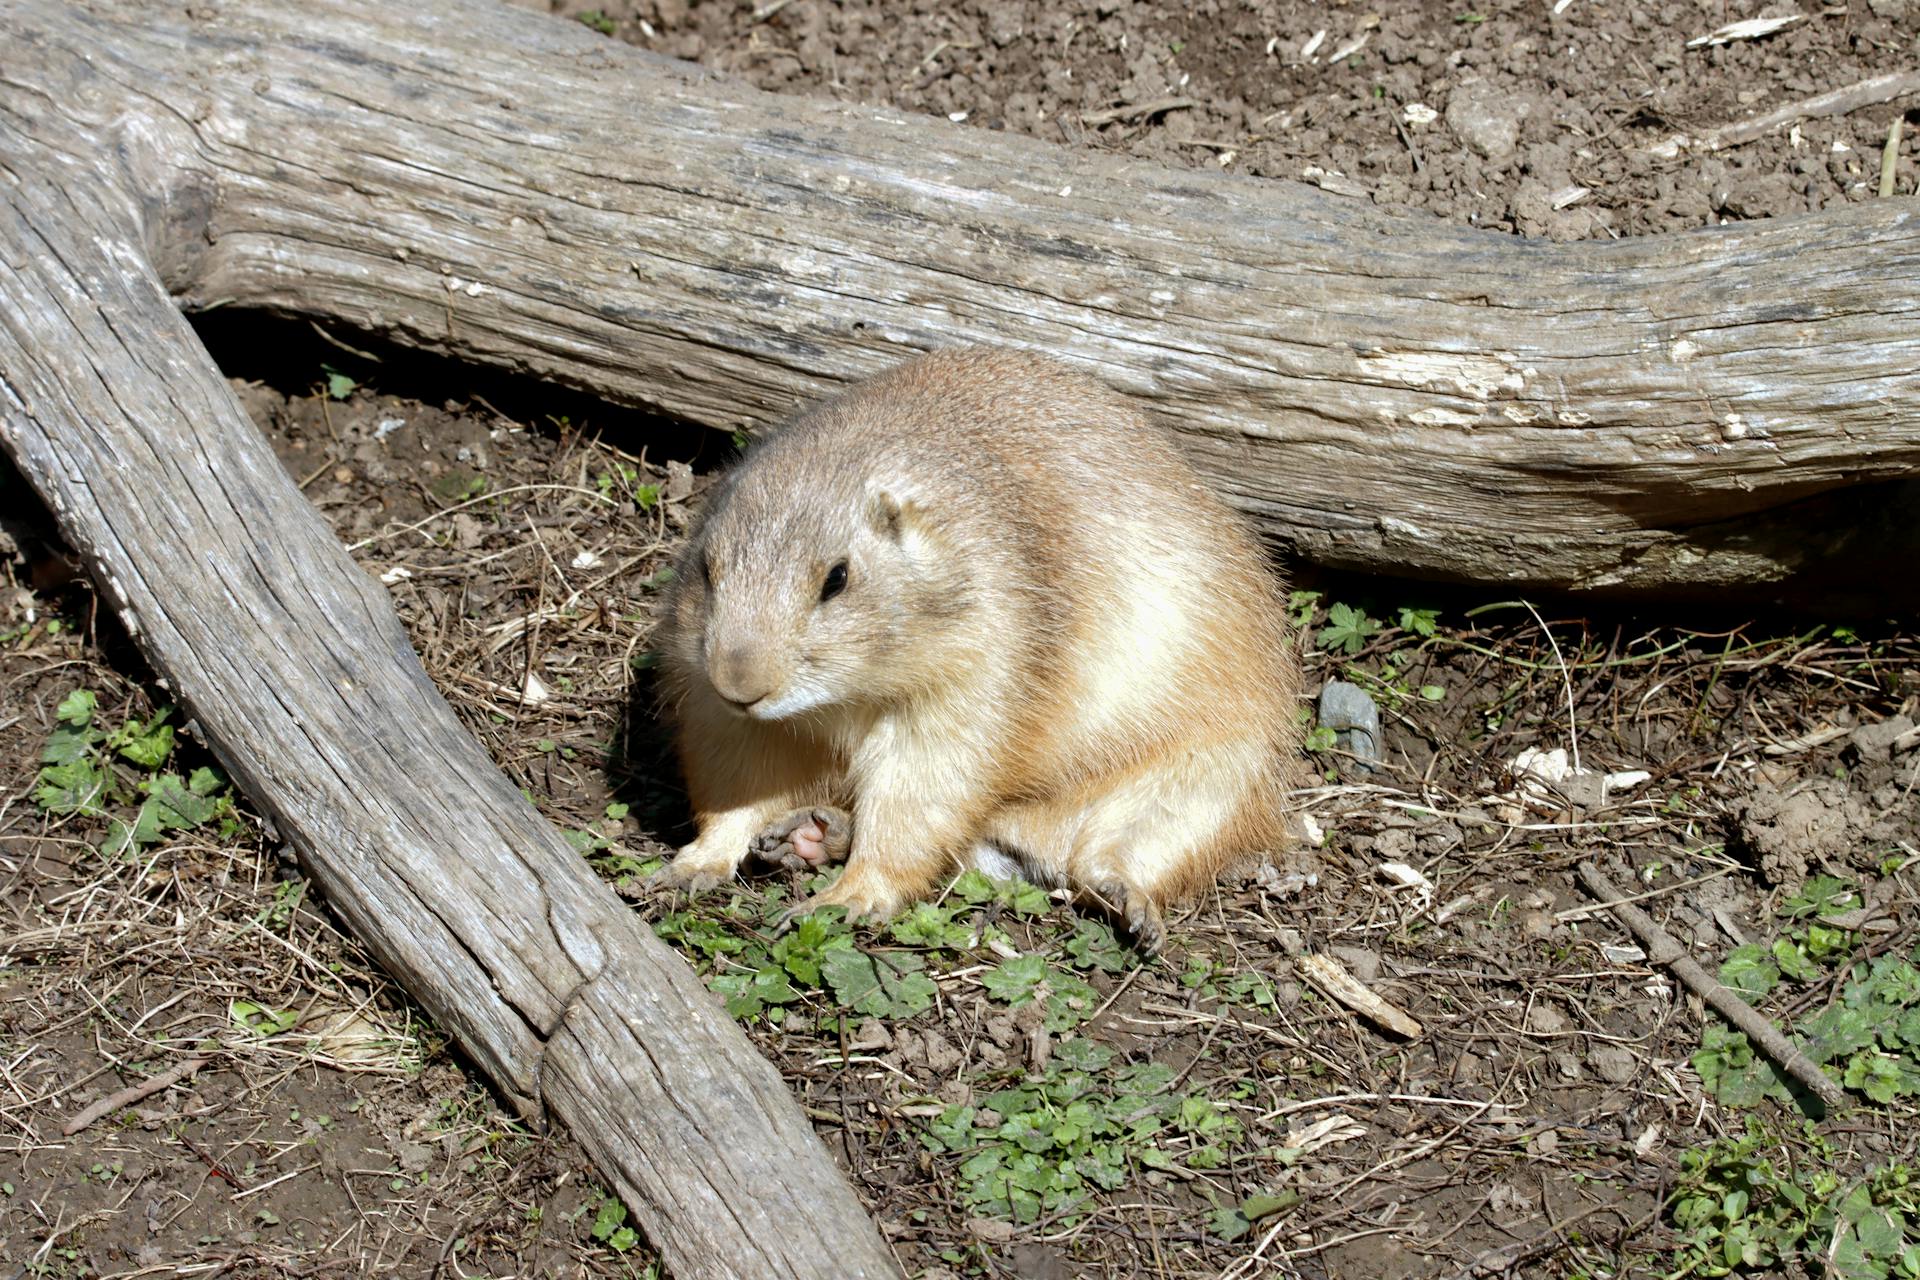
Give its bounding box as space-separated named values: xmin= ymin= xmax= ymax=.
xmin=820 ymin=560 xmax=849 ymax=602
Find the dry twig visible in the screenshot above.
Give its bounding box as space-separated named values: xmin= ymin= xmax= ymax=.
xmin=1882 ymin=115 xmax=1905 ymax=199
xmin=1080 ymin=97 xmax=1196 ymax=126
xmin=60 ymin=1056 xmax=208 ymax=1135
xmin=1678 ymin=70 xmax=1920 ymax=153
xmin=1576 ymin=862 xmax=1850 ymax=1112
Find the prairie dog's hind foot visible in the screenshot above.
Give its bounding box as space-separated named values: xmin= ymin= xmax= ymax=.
xmin=750 ymin=805 xmax=853 ymax=872
xmin=1086 ymin=877 xmax=1167 ymax=956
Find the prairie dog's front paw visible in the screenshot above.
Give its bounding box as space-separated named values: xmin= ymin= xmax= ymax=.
xmin=649 ymin=844 xmax=742 ymax=897
xmin=749 ymin=806 xmax=853 ymax=871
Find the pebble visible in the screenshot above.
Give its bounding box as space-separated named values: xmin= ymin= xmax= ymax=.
xmin=1318 ymin=679 xmax=1383 ymax=769
xmin=1445 ymin=79 xmax=1529 ymax=163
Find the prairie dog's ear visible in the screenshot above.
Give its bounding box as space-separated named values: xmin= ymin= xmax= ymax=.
xmin=865 ymin=483 xmax=923 ymax=540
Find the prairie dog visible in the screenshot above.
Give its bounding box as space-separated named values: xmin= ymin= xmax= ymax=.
xmin=653 ymin=349 xmax=1301 ymax=949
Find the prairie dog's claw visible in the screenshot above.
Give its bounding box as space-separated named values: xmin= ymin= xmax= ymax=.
xmin=1089 ymin=879 xmax=1166 ymax=957
xmin=776 ymin=874 xmax=899 ymax=932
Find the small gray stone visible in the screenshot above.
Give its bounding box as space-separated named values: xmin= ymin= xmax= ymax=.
xmin=1714 ymin=173 xmax=1797 ymax=220
xmin=1520 ymin=910 xmax=1557 ymax=940
xmin=1445 ymin=79 xmax=1529 ymax=162
xmin=1592 ymin=1045 xmax=1639 ymax=1084
xmin=1558 ymin=771 xmax=1609 ymax=810
xmin=1318 ymin=679 xmax=1383 ymax=768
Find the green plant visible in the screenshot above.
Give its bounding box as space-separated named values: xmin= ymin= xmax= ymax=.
xmin=1694 ymin=879 xmax=1920 ymax=1109
xmin=593 ymin=462 xmax=660 ymax=510
xmin=320 ymin=364 xmax=356 ymax=399
xmin=1211 ymin=1190 xmax=1300 ymax=1242
xmin=1317 ymin=602 xmax=1379 ymax=656
xmin=577 ymin=9 xmax=617 ymax=35
xmin=1669 ymin=1120 xmax=1920 ymax=1278
xmin=920 ymin=1038 xmax=1244 ymax=1223
xmin=34 ymin=689 xmax=240 ymax=854
xmin=565 ymin=803 xmax=658 ymax=880
xmin=1339 ymin=650 xmax=1445 ymax=711
xmin=978 ymin=953 xmax=1099 ymax=1032
xmin=1293 ymin=596 xmax=1448 ymax=710
xmin=1062 ymin=917 xmax=1129 ymax=973
xmin=822 ymin=944 xmax=939 ymax=1018
xmin=431 ymin=470 xmax=488 ymax=503
xmin=255 ymin=879 xmax=308 ymax=933
xmin=650 ymin=867 xmax=1127 ymax=1029
xmin=1397 ymin=606 xmax=1439 ymax=637
xmin=951 ymin=867 xmax=1051 ymax=916
xmin=231 ymin=1000 xmax=299 ymax=1037
xmin=889 ymin=900 xmax=977 ymax=950
xmin=587 ymin=1189 xmax=639 ymax=1251
xmin=1181 ymin=951 xmax=1277 ymax=1010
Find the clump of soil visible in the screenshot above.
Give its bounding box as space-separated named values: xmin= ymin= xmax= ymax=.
xmin=1737 ymin=777 xmax=1877 ymax=886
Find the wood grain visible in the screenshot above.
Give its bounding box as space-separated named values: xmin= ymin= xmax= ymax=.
xmin=5 ymin=0 xmax=1916 ymax=602
xmin=0 ymin=42 xmax=899 ymax=1280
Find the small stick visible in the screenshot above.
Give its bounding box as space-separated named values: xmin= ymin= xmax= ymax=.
xmin=1300 ymin=952 xmax=1423 ymax=1039
xmin=1881 ymin=115 xmax=1904 ymax=199
xmin=1390 ymin=106 xmax=1425 ymax=173
xmin=1685 ymin=70 xmax=1920 ymax=152
xmin=61 ymin=1057 xmax=208 ymax=1136
xmin=1576 ymin=863 xmax=1849 ymax=1112
xmin=1080 ymin=97 xmax=1196 ymax=127
xmin=178 ymin=1130 xmax=250 ymax=1191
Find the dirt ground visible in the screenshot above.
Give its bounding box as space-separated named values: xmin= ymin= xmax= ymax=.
xmin=4 ymin=2 xmax=1919 ymax=1279
xmin=592 ymin=0 xmax=1919 ymax=238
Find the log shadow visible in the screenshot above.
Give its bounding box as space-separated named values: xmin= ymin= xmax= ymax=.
xmin=189 ymin=308 xmax=713 ymax=850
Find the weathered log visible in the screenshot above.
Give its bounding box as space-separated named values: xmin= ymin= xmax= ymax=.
xmin=7 ymin=0 xmax=1918 ymax=604
xmin=0 ymin=66 xmax=899 ymax=1280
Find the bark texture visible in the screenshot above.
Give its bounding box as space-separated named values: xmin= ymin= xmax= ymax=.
xmin=5 ymin=0 xmax=1917 ymax=604
xmin=0 ymin=13 xmax=901 ymax=1279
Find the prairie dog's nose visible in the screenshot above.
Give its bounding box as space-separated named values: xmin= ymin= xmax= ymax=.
xmin=709 ymin=646 xmax=776 ymax=709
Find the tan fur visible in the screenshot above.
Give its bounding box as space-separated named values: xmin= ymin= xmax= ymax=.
xmin=654 ymin=348 xmax=1303 ymax=937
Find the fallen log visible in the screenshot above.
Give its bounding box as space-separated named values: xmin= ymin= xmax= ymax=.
xmin=0 ymin=61 xmax=899 ymax=1280
xmin=4 ymin=0 xmax=1918 ymax=604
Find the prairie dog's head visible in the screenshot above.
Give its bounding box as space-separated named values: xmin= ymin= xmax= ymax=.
xmin=662 ymin=434 xmax=966 ymax=723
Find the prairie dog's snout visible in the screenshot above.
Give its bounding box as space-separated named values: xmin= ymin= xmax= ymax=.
xmin=701 ymin=585 xmax=792 ymax=713
xmin=655 ymin=347 xmax=1304 ymax=949
xmin=705 ymin=644 xmax=776 ymax=712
